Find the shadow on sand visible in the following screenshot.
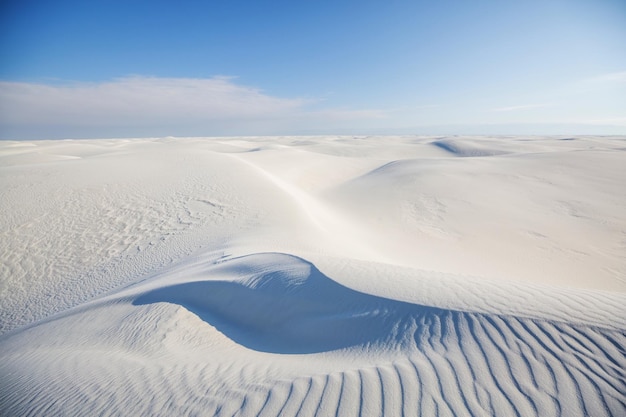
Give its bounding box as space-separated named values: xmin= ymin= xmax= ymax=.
xmin=133 ymin=253 xmax=444 ymax=354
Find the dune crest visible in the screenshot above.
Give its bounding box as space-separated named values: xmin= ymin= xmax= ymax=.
xmin=134 ymin=253 xmax=438 ymax=353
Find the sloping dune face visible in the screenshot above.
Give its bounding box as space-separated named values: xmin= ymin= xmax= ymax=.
xmin=1 ymin=136 xmax=625 ymax=416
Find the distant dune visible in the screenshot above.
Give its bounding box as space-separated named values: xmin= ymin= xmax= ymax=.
xmin=1 ymin=136 xmax=625 ymax=416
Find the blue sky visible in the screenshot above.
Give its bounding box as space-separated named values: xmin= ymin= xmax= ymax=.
xmin=1 ymin=0 xmax=625 ymax=138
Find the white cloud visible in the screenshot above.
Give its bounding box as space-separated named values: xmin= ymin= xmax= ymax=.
xmin=307 ymin=108 xmax=389 ymax=120
xmin=0 ymin=76 xmax=308 ymax=127
xmin=7 ymin=76 xmax=619 ymax=139
xmin=0 ymin=76 xmax=397 ymax=138
xmin=578 ymin=117 xmax=626 ymax=126
xmin=583 ymin=71 xmax=626 ymax=85
xmin=491 ymin=103 xmax=553 ymax=112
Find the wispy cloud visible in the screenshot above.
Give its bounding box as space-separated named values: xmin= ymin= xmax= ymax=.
xmin=0 ymin=76 xmax=308 ymax=126
xmin=308 ymin=108 xmax=389 ymax=120
xmin=0 ymin=76 xmax=393 ymax=138
xmin=578 ymin=117 xmax=626 ymax=126
xmin=491 ymin=103 xmax=553 ymax=112
xmin=583 ymin=71 xmax=626 ymax=85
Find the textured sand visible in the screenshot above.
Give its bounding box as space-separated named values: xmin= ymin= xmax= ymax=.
xmin=1 ymin=136 xmax=625 ymax=416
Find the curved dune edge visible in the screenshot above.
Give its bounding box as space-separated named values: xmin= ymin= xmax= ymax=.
xmin=1 ymin=252 xmax=624 ymax=417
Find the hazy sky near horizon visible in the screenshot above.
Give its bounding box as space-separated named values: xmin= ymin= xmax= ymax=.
xmin=1 ymin=0 xmax=625 ymax=138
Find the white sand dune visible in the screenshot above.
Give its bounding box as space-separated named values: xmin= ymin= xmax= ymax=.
xmin=1 ymin=136 xmax=625 ymax=416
